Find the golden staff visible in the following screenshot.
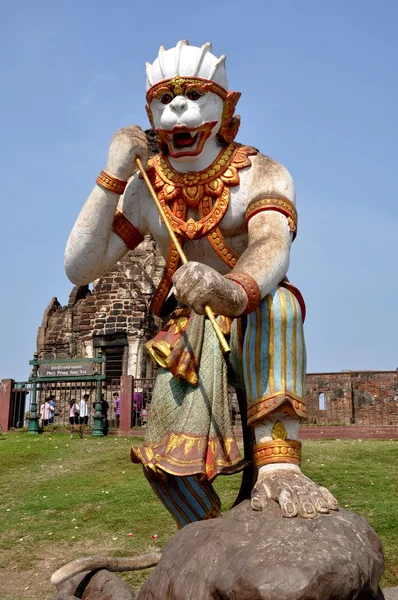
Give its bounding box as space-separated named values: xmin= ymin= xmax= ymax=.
xmin=136 ymin=157 xmax=231 ymax=354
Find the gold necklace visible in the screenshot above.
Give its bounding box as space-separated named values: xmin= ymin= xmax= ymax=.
xmin=146 ymin=143 xmax=257 ymax=240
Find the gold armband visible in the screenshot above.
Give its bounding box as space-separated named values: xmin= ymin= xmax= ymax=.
xmin=245 ymin=194 xmax=298 ymax=239
xmin=96 ymin=170 xmax=127 ymax=195
xmin=224 ymin=272 xmax=261 ymax=315
xmin=253 ymin=439 xmax=301 ymax=467
xmin=112 ymin=210 xmax=144 ymax=250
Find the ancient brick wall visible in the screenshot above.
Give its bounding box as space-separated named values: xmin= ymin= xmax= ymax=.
xmin=350 ymin=371 xmax=398 ymax=426
xmin=305 ymin=371 xmax=398 ymax=426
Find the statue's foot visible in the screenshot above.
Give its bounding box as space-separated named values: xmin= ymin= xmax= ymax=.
xmin=251 ymin=466 xmax=338 ymax=518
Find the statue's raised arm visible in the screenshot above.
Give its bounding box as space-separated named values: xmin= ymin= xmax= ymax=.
xmin=64 ymin=126 xmax=149 ymax=285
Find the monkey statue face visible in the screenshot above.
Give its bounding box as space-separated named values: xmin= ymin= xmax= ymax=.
xmin=145 ymin=41 xmax=240 ymax=163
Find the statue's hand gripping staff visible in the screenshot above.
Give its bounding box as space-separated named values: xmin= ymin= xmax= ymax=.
xmin=136 ymin=157 xmax=231 ymax=355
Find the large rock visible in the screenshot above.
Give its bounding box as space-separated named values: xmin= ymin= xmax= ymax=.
xmin=138 ymin=500 xmax=384 ymax=600
xmin=53 ymin=569 xmax=136 ymax=600
xmin=383 ymin=590 xmax=398 ymax=600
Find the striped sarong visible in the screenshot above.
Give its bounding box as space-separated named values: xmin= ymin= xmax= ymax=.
xmin=243 ymin=286 xmax=307 ymax=424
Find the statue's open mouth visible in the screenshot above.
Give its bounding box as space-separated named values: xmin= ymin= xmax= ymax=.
xmin=173 ymin=131 xmax=199 ymax=148
xmin=156 ymin=121 xmax=218 ymax=158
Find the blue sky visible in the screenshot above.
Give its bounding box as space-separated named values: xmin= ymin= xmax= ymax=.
xmin=1 ymin=0 xmax=397 ymax=380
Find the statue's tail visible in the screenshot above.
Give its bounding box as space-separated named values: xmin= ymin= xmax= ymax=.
xmin=232 ymin=387 xmax=257 ymax=507
xmin=51 ymin=551 xmax=162 ymax=586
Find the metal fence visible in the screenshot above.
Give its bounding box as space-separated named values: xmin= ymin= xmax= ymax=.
xmin=11 ymin=380 xmax=118 ymax=430
xmin=132 ymin=378 xmax=156 ymax=427
xmin=102 ymin=379 xmax=121 ymax=430
xmin=10 ymin=382 xmax=33 ymax=429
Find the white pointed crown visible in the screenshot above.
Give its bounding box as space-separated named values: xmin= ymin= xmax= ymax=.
xmin=145 ymin=40 xmax=228 ymax=91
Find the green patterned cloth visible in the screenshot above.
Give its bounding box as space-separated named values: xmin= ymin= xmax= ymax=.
xmin=131 ymin=313 xmax=246 ymax=481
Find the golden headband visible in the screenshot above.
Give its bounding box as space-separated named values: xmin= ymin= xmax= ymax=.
xmin=146 ymin=75 xmax=229 ymax=104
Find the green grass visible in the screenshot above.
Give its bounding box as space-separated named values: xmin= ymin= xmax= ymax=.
xmin=0 ymin=434 xmax=397 ymax=599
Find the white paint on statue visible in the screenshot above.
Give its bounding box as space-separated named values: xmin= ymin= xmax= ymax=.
xmin=145 ymin=41 xmax=228 ymax=89
xmin=64 ymin=37 xmax=296 ymax=457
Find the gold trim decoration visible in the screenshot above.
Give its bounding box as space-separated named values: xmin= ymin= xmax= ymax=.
xmin=148 ymin=143 xmax=256 ymax=231
xmin=247 ymin=390 xmax=307 ymax=425
xmin=150 ymin=235 xmax=184 ymax=317
xmin=245 ymin=194 xmax=298 ymax=239
xmin=147 ymin=144 xmax=258 ymax=315
xmin=145 ymin=308 xmax=191 ymax=370
xmin=224 ymin=272 xmax=261 ymax=315
xmin=253 ymin=439 xmax=301 ymax=467
xmin=146 ymin=75 xmax=229 ymax=104
xmin=154 ymin=142 xmax=235 ymax=190
xmin=112 ymin=210 xmax=144 ymax=250
xmin=272 ymin=421 xmax=287 ymax=440
xmin=96 ymin=170 xmax=127 ymax=195
xmin=131 ymin=431 xmax=247 ymax=482
xmin=203 ymin=504 xmax=221 ymax=521
xmin=217 ymin=91 xmax=241 ymax=145
xmin=206 ymin=226 xmax=238 ymax=269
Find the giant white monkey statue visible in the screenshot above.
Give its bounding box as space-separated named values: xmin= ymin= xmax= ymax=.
xmin=65 ymin=41 xmax=338 ymax=526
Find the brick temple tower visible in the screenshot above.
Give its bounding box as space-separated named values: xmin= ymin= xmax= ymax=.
xmin=36 ymin=238 xmax=165 ymax=383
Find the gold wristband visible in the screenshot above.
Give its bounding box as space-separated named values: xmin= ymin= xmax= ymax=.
xmin=253 ymin=439 xmax=301 ymax=468
xmin=96 ymin=170 xmax=127 ymax=195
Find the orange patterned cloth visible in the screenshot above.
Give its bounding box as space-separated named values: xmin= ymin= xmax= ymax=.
xmin=145 ymin=309 xmax=233 ymax=387
xmin=132 ymin=431 xmax=245 ymax=482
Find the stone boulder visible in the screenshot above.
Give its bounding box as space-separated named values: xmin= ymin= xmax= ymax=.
xmin=383 ymin=589 xmax=398 ymax=600
xmin=53 ymin=569 xmax=136 ymax=600
xmin=138 ymin=500 xmax=384 ymax=600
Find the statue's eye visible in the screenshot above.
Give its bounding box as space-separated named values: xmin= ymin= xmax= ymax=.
xmin=160 ymin=93 xmax=173 ymax=105
xmin=187 ymin=90 xmax=202 ymax=101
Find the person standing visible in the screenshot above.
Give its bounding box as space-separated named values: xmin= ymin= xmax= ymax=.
xmin=102 ymin=395 xmax=109 ymax=435
xmin=49 ymin=395 xmax=55 ymax=424
xmin=113 ymin=392 xmax=121 ymax=427
xmin=40 ymin=398 xmax=51 ymax=427
xmin=79 ymin=394 xmax=90 ymax=425
xmin=69 ymin=400 xmax=80 ymax=425
xmin=141 ymin=405 xmax=148 ymax=427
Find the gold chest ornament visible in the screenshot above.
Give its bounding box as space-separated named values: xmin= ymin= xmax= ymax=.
xmin=145 ymin=143 xmax=258 ymax=316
